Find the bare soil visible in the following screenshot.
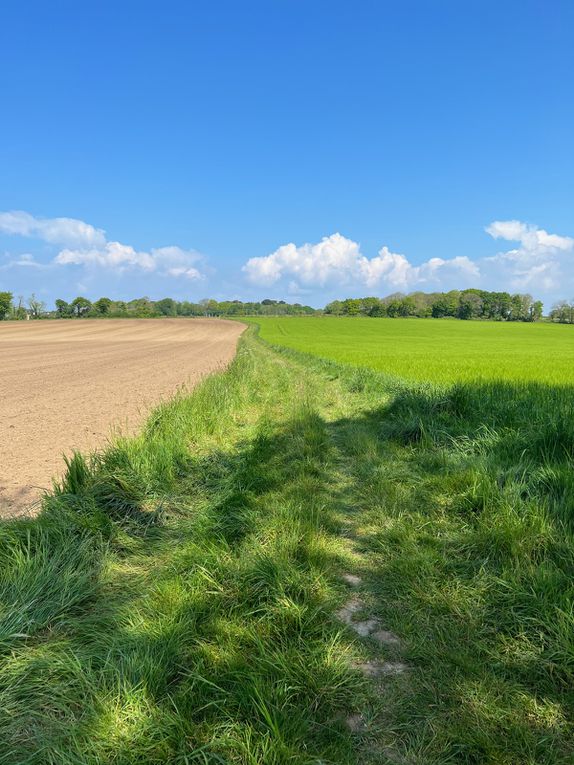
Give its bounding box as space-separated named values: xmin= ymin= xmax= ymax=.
xmin=0 ymin=318 xmax=244 ymax=516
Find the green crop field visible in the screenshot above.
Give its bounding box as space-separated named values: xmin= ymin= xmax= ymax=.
xmin=252 ymin=316 xmax=574 ymax=384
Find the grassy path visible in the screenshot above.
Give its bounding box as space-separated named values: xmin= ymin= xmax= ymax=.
xmin=1 ymin=327 xmax=572 ymax=763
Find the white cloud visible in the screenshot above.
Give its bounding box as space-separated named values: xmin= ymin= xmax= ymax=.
xmin=485 ymin=220 xmax=574 ymax=291
xmin=166 ymin=266 xmax=202 ymax=280
xmin=0 ymin=210 xmax=206 ymax=280
xmin=55 ymin=242 xmax=156 ymax=270
xmin=486 ymin=220 xmax=573 ymax=252
xmin=243 ymin=233 xmax=478 ymax=292
xmin=0 ymin=210 xmax=106 ymax=248
xmin=0 ymin=253 xmax=51 ymax=271
xmin=243 ymin=222 xmax=572 ymax=300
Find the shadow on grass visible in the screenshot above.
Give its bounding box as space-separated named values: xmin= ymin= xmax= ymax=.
xmin=1 ymin=360 xmax=573 ymax=764
xmin=322 ymin=375 xmax=574 ymax=764
xmin=0 ymin=408 xmax=365 ymax=764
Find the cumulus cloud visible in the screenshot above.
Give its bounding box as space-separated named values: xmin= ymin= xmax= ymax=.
xmin=243 ymin=222 xmax=572 ymax=299
xmin=485 ymin=220 xmax=574 ymax=291
xmin=55 ymin=242 xmax=156 ymax=270
xmin=243 ymin=233 xmax=478 ymax=292
xmin=486 ymin=220 xmax=573 ymax=252
xmin=150 ymin=246 xmax=203 ymax=280
xmin=0 ymin=210 xmax=106 ymax=248
xmin=0 ymin=210 xmax=205 ymax=280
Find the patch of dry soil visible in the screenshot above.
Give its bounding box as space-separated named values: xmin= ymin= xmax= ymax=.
xmin=0 ymin=318 xmax=244 ymax=516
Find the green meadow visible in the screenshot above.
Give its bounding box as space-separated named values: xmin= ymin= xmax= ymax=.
xmin=252 ymin=316 xmax=574 ymax=384
xmin=1 ymin=322 xmax=573 ymax=764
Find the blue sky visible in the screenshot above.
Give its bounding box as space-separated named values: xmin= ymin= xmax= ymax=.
xmin=1 ymin=0 xmax=572 ymax=308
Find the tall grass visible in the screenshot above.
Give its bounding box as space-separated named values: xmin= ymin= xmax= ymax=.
xmin=0 ymin=326 xmax=572 ymax=763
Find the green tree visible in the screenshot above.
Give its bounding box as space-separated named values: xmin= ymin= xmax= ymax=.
xmin=386 ymin=299 xmax=402 ymax=318
xmin=458 ymin=292 xmax=483 ymax=320
xmin=360 ymin=297 xmax=383 ymax=315
xmin=155 ymin=298 xmax=178 ymax=316
xmin=529 ymin=300 xmax=543 ymax=322
xmin=397 ymin=297 xmax=417 ymax=317
xmin=324 ymin=300 xmax=343 ymax=315
xmin=55 ymin=299 xmax=72 ymax=318
xmin=0 ymin=291 xmax=12 ymax=320
xmin=550 ymin=300 xmax=574 ymax=324
xmin=368 ymin=302 xmax=387 ymax=317
xmin=509 ymin=293 xmax=533 ymax=321
xmin=341 ymin=298 xmax=362 ymax=316
xmin=125 ymin=297 xmax=156 ymax=317
xmin=71 ymin=296 xmax=92 ymax=317
xmin=93 ymin=297 xmax=113 ymax=315
xmin=431 ymin=292 xmax=459 ymax=318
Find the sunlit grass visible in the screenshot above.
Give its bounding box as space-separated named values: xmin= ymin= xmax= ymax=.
xmin=251 ymin=316 xmax=574 ymax=384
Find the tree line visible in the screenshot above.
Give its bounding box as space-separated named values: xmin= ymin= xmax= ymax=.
xmin=0 ymin=293 xmax=316 ymax=320
xmin=2 ymin=289 xmax=574 ymax=323
xmin=549 ymin=301 xmax=574 ymax=324
xmin=325 ymin=290 xmax=547 ymax=322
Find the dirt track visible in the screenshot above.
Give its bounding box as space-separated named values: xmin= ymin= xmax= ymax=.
xmin=0 ymin=318 xmax=244 ymax=516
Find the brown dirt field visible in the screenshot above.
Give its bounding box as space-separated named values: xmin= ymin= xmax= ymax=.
xmin=0 ymin=318 xmax=244 ymax=517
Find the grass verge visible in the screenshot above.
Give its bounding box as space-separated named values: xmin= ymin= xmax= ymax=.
xmin=0 ymin=326 xmax=573 ymax=763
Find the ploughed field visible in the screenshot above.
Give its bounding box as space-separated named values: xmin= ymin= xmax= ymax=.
xmin=0 ymin=318 xmax=243 ymax=515
xmin=253 ymin=316 xmax=574 ymax=384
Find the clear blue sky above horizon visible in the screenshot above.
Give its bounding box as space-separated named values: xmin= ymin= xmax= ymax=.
xmin=1 ymin=0 xmax=573 ymax=309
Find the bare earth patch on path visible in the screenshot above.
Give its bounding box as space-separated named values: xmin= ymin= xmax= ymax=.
xmin=0 ymin=318 xmax=244 ymax=516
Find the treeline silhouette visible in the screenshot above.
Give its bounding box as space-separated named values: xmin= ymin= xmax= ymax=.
xmin=1 ymin=289 xmax=574 ymax=322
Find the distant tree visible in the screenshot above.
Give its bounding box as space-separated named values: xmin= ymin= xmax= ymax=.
xmin=529 ymin=300 xmax=543 ymax=322
xmin=360 ymin=297 xmax=383 ymax=315
xmin=397 ymin=297 xmax=417 ymax=317
xmin=11 ymin=296 xmax=27 ymax=320
xmin=0 ymin=291 xmax=12 ymax=320
xmin=409 ymin=291 xmax=433 ymax=317
xmin=368 ymin=302 xmax=387 ymax=317
xmin=550 ymin=300 xmax=574 ymax=324
xmin=199 ymin=298 xmax=219 ymax=316
xmin=155 ymin=298 xmax=177 ymax=316
xmin=333 ymin=289 xmax=546 ymax=322
xmin=55 ymin=298 xmax=73 ymax=318
xmin=482 ymin=291 xmax=512 ymax=320
xmin=431 ymin=298 xmax=451 ymax=318
xmin=432 ymin=291 xmax=459 ymax=318
xmin=508 ymin=293 xmax=533 ymax=321
xmin=386 ymin=299 xmax=403 ymax=318
xmin=341 ymin=298 xmax=362 ymax=315
xmin=93 ymin=297 xmax=113 ymax=315
xmin=112 ymin=300 xmax=128 ymax=316
xmin=324 ymin=300 xmax=343 ymax=315
xmin=123 ymin=297 xmax=156 ymax=317
xmin=177 ymin=300 xmax=202 ymax=316
xmin=71 ymin=296 xmax=92 ymax=317
xmin=28 ymin=293 xmax=46 ymax=319
xmin=458 ymin=292 xmax=483 ymax=320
